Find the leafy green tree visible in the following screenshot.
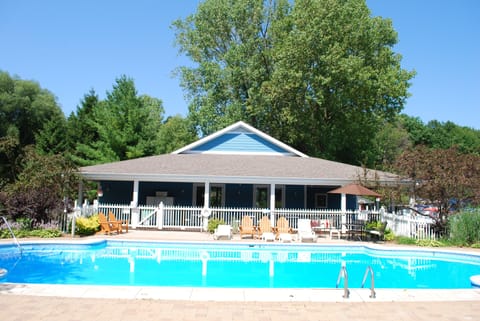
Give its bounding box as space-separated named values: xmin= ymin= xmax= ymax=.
xmin=157 ymin=115 xmax=198 ymax=154
xmin=0 ymin=136 xmax=22 ymax=186
xmin=398 ymin=115 xmax=480 ymax=155
xmin=398 ymin=114 xmax=432 ymax=146
xmin=173 ymin=0 xmax=414 ymax=165
xmin=35 ymin=114 xmax=69 ymax=155
xmin=0 ymin=71 xmax=64 ymax=181
xmin=66 ymin=89 xmax=100 ymax=156
xmin=0 ymin=71 xmax=64 ymax=146
xmin=372 ymin=120 xmax=411 ymax=169
xmin=73 ymin=76 xmax=165 ymax=165
xmin=426 ymin=120 xmax=480 ymax=154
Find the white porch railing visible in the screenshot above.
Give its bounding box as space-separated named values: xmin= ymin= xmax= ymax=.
xmin=71 ymin=203 xmax=437 ymax=240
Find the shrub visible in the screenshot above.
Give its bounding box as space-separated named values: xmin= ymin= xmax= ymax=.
xmin=396 ymin=236 xmax=417 ymax=245
xmin=384 ymin=228 xmax=394 ymax=241
xmin=75 ymin=214 xmax=100 ymax=236
xmin=415 ymin=239 xmax=445 ymax=247
xmin=448 ymin=208 xmax=480 ymax=246
xmin=28 ymin=229 xmax=63 ymax=238
xmin=207 ymin=218 xmax=225 ymax=233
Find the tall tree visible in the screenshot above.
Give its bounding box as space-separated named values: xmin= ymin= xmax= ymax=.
xmin=398 ymin=115 xmax=480 ymax=155
xmin=67 ymin=90 xmax=100 ymax=154
xmin=173 ymin=0 xmax=414 ymax=165
xmin=74 ymin=76 xmax=165 ymax=165
xmin=0 ymin=71 xmax=64 ymax=182
xmin=156 ymin=115 xmax=198 ymax=154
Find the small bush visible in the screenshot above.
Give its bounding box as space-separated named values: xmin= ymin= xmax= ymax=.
xmin=396 ymin=236 xmax=417 ymax=245
xmin=75 ymin=214 xmax=100 ymax=236
xmin=448 ymin=208 xmax=480 ymax=246
xmin=415 ymin=239 xmax=445 ymax=247
xmin=207 ymin=218 xmax=225 ymax=233
xmin=384 ymin=228 xmax=394 ymax=241
xmin=16 ymin=217 xmax=33 ymax=230
xmin=28 ymin=229 xmax=63 ymax=238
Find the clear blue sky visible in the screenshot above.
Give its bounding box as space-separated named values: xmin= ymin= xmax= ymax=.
xmin=1 ymin=0 xmax=479 ymax=129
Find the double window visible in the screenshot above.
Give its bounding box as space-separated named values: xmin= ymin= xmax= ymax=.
xmin=195 ymin=184 xmax=224 ymax=207
xmin=254 ymin=185 xmax=284 ymax=208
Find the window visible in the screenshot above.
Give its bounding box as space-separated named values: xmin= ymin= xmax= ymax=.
xmin=254 ymin=185 xmax=284 ymax=208
xmin=194 ymin=184 xmax=224 ymax=207
xmin=315 ymin=193 xmax=327 ymax=208
xmin=255 ymin=186 xmax=268 ymax=208
xmin=210 ymin=186 xmax=223 ymax=207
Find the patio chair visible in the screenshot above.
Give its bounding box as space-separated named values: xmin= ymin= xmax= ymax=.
xmin=297 ymin=219 xmax=318 ymax=243
xmin=257 ymin=216 xmax=275 ymax=242
xmin=213 ymin=224 xmax=232 ymax=240
xmin=239 ymin=216 xmax=256 ymax=239
xmin=108 ymin=212 xmax=128 ymax=233
xmin=98 ymin=213 xmax=121 ymax=235
xmin=275 ymin=217 xmax=293 ymax=242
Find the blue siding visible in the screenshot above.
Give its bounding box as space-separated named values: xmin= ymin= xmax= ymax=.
xmin=99 ymin=181 xmax=133 ymax=204
xmin=139 ymin=182 xmax=193 ymax=206
xmin=285 ymin=185 xmax=305 ymax=208
xmin=346 ymin=195 xmax=357 ymax=210
xmin=101 ymin=181 xmax=345 ymax=210
xmin=225 ymin=184 xmax=253 ymax=207
xmin=190 ymin=133 xmax=288 ymax=154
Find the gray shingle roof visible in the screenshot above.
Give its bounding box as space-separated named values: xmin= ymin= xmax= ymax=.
xmin=80 ymin=154 xmax=400 ymax=185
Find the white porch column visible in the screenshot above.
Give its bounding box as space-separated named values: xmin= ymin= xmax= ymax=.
xmin=341 ymin=193 xmax=347 ymax=212
xmin=341 ymin=193 xmax=347 ymax=233
xmin=130 ymin=180 xmax=140 ymax=229
xmin=132 ymin=180 xmax=139 ymax=207
xmin=204 ymin=181 xmax=210 ymax=209
xmin=203 ymin=181 xmax=210 ymax=231
xmin=269 ymin=183 xmax=275 ymax=226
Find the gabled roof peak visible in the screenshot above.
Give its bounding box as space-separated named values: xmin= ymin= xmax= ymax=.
xmin=172 ymin=121 xmax=308 ymax=157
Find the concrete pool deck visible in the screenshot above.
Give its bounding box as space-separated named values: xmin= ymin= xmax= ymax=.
xmin=1 ymin=230 xmax=480 ymax=320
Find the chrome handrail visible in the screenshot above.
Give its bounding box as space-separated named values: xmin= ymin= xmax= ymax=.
xmin=361 ymin=266 xmax=376 ymax=298
xmin=1 ymin=216 xmax=22 ymax=254
xmin=336 ymin=263 xmax=349 ymax=298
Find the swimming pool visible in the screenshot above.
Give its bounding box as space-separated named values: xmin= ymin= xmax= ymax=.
xmin=1 ymin=240 xmax=480 ymax=289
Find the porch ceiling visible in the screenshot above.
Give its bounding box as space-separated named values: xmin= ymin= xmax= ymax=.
xmin=80 ymin=154 xmax=403 ymax=186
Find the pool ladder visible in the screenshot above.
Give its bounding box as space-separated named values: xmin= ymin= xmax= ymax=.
xmin=361 ymin=266 xmax=376 ymax=298
xmin=1 ymin=216 xmax=22 ymax=254
xmin=336 ymin=264 xmax=350 ymax=298
xmin=336 ymin=265 xmax=376 ymax=299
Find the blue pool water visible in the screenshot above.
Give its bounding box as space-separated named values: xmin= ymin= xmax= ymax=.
xmin=1 ymin=241 xmax=480 ymax=289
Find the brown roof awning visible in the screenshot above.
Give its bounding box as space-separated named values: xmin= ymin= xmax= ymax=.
xmin=328 ymin=183 xmax=381 ymax=197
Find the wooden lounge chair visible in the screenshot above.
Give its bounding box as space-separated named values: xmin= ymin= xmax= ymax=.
xmin=98 ymin=213 xmax=121 ymax=235
xmin=213 ymin=224 xmax=232 ymax=240
xmin=108 ymin=211 xmax=128 ymax=233
xmin=257 ymin=216 xmax=275 ymax=242
xmin=297 ymin=219 xmax=318 ymax=243
xmin=239 ymin=216 xmax=256 ymax=239
xmin=275 ymin=217 xmax=293 ymax=242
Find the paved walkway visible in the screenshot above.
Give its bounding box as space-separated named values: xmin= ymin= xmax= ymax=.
xmin=1 ymin=230 xmax=480 ymax=321
xmin=1 ymin=295 xmax=479 ymax=321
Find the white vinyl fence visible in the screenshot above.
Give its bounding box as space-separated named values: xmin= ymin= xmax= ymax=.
xmin=69 ymin=202 xmax=437 ymax=240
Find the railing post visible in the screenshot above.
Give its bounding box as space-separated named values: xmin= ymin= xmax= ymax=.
xmin=131 ymin=205 xmax=140 ymax=229
xmin=269 ymin=209 xmax=275 ymax=228
xmin=157 ymin=202 xmax=164 ymax=230
xmin=341 ymin=211 xmax=347 ymax=234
